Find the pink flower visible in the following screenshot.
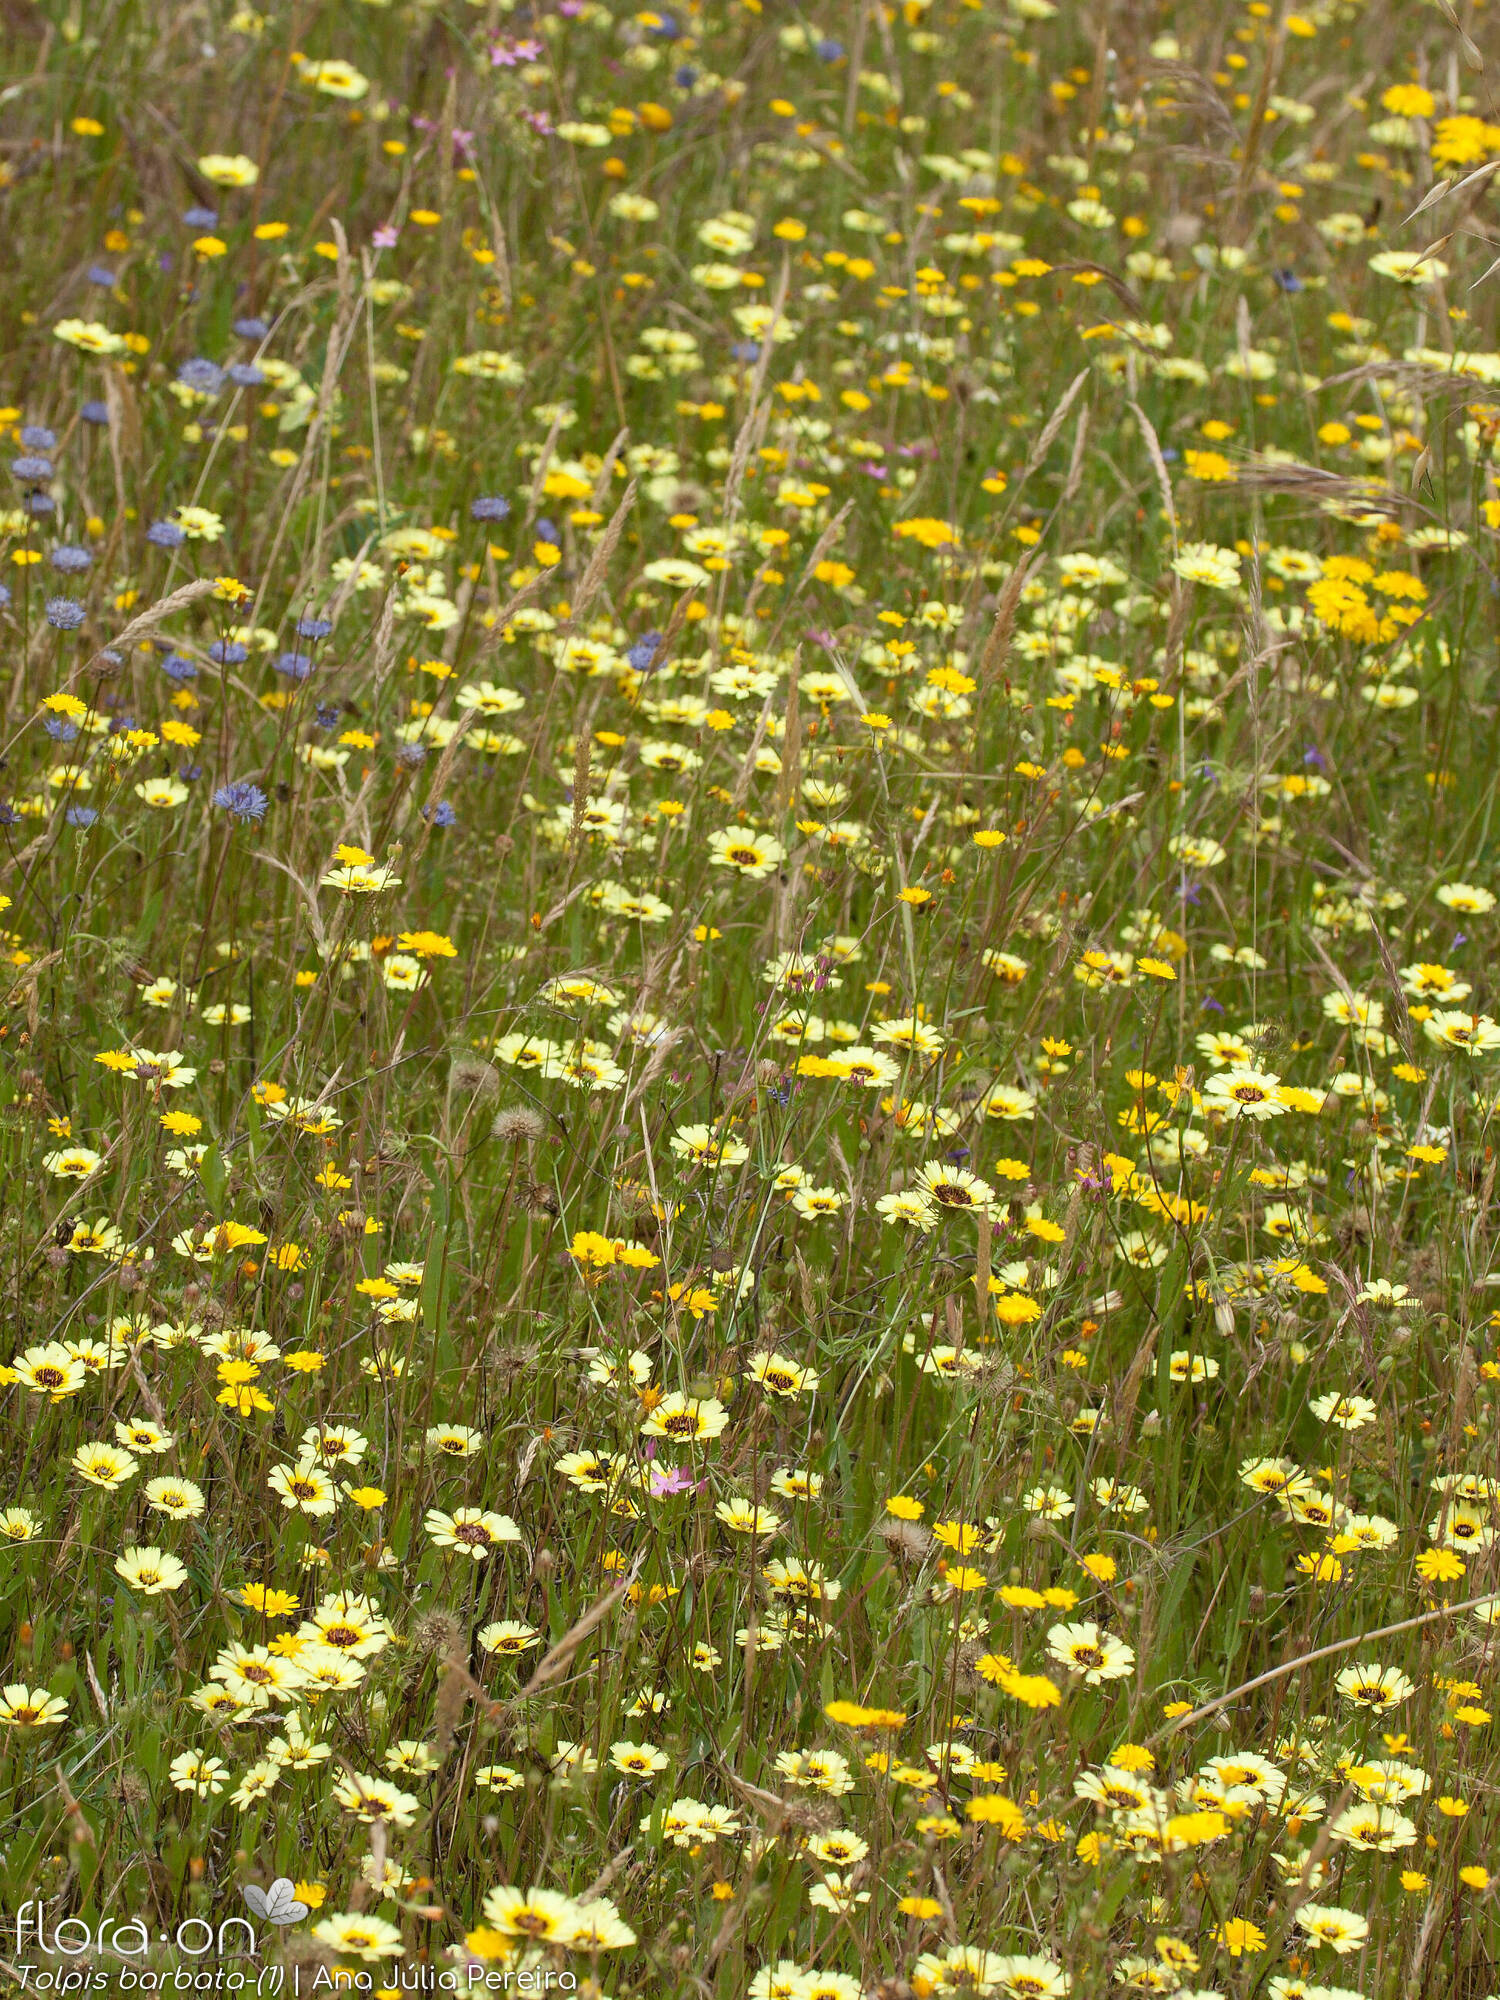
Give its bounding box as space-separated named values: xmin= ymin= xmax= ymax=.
xmin=649 ymin=1466 xmax=701 ymax=1498
xmin=491 ymin=37 xmax=542 ymax=66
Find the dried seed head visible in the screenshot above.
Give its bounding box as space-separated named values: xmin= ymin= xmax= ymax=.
xmin=431 ymin=1654 xmax=471 ymax=1751
xmin=492 ymin=1106 xmax=545 ymax=1146
xmin=411 ymin=1611 xmax=464 ymax=1659
xmin=449 ymin=1055 xmax=499 ymax=1105
xmin=877 ymin=1517 xmax=932 ymax=1564
xmin=525 ymin=1178 xmax=560 ymax=1218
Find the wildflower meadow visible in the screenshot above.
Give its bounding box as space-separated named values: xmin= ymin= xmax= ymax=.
xmin=5 ymin=0 xmax=1500 ymax=1992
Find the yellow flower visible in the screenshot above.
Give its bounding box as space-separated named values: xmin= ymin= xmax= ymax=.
xmin=940 ymin=1564 xmax=987 ymax=1593
xmin=1416 ymin=1547 xmax=1465 ymax=1582
xmin=1211 ymin=1919 xmax=1265 ymax=1956
xmin=238 ymin=1584 xmax=300 ymax=1617
xmin=824 ymin=1699 xmax=906 ymax=1729
xmin=966 ymin=1794 xmax=1027 ymax=1835
xmin=892 ymin=517 xmax=961 ymax=551
xmin=395 ymin=930 xmax=457 ymax=959
xmin=993 ymin=1292 xmax=1042 ymax=1326
xmin=1381 ymin=84 xmax=1435 ymax=118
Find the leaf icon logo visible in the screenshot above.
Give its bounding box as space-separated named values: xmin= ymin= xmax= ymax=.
xmin=242 ymin=1879 xmax=310 ymax=1925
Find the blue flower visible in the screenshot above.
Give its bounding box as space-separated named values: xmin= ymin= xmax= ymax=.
xmin=26 ymin=493 xmax=55 ymax=517
xmin=10 ymin=456 xmax=53 ymax=484
xmin=0 ymin=804 xmax=18 ymax=826
xmin=233 ymin=317 xmax=270 ymax=340
xmin=65 ymin=806 xmax=99 ymax=828
xmin=207 ymin=641 xmax=249 ymax=666
xmin=470 ymin=494 xmax=511 ymax=522
xmin=182 ymin=205 xmax=219 ymax=228
xmin=626 ymin=632 xmax=664 ymax=673
xmin=423 ymin=800 xmax=457 ymax=827
xmin=87 ymin=265 xmax=117 ymax=287
xmin=43 ymin=717 xmax=79 ymax=742
xmin=315 ymin=703 xmax=341 ymax=730
xmin=213 ymin=781 xmax=269 ymax=823
xmin=297 ymin=615 xmax=333 ymax=641
xmin=80 ymin=401 xmax=109 ymax=426
xmin=161 ymin=653 xmax=199 ymax=683
xmin=272 ymin=651 xmax=314 ymax=682
xmin=50 ymin=546 xmax=92 ymax=573
xmin=396 ymin=742 xmax=427 ymax=767
xmin=45 ymin=597 xmax=85 ymax=631
xmin=177 ymin=358 xmax=225 ymax=395
xmin=227 ymin=362 xmax=265 ymax=388
xmin=146 ymin=519 xmax=186 ymax=549
xmin=816 ymin=37 xmax=845 ymax=59
xmin=18 ymin=427 xmax=55 ymax=451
